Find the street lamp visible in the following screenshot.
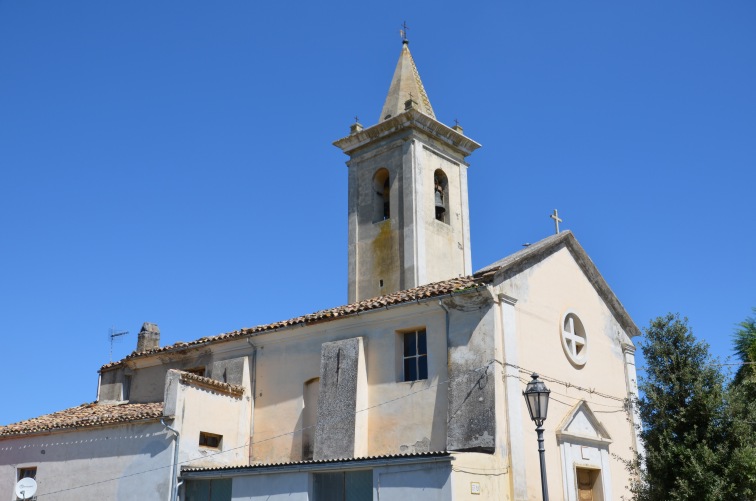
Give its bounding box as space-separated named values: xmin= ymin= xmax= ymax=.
xmin=523 ymin=373 xmax=551 ymax=501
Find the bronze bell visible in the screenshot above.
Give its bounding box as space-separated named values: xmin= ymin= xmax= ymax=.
xmin=435 ymin=191 xmax=445 ymax=211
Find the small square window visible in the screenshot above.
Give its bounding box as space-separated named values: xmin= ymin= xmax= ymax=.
xmin=17 ymin=467 xmax=36 ymax=480
xmin=185 ymin=367 xmax=205 ymax=377
xmin=199 ymin=432 xmax=222 ymax=449
xmin=403 ymin=330 xmax=428 ymax=382
xmin=16 ymin=467 xmax=37 ymax=500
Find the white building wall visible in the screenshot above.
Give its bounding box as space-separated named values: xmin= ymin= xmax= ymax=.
xmin=224 ymin=460 xmax=452 ymax=501
xmin=163 ymin=368 xmax=252 ymax=470
xmin=0 ymin=421 xmax=173 ymax=501
xmin=232 ymin=472 xmax=309 ymax=501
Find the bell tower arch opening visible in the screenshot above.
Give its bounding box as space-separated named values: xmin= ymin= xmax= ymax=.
xmin=373 ymin=168 xmax=391 ymax=222
xmin=433 ymin=169 xmax=449 ymax=224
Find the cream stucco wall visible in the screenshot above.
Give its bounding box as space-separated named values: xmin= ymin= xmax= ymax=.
xmin=164 ymin=367 xmax=252 ymax=470
xmin=249 ymin=303 xmax=451 ymax=463
xmin=497 ymin=246 xmax=636 ymax=500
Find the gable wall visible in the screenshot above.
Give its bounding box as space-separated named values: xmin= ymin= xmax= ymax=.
xmin=497 ymin=246 xmax=635 ymax=500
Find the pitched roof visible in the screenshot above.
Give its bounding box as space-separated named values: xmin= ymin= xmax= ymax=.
xmin=379 ymin=42 xmax=435 ymax=122
xmin=0 ymin=402 xmax=164 ymax=438
xmin=100 ymin=276 xmax=486 ymax=370
xmin=475 ymin=231 xmax=641 ymax=338
xmin=100 ymin=231 xmax=639 ymax=372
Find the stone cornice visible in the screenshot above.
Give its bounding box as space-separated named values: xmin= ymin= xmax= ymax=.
xmin=333 ymin=109 xmax=481 ymax=157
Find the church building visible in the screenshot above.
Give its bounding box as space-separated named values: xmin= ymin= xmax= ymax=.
xmin=0 ymin=38 xmax=641 ymax=501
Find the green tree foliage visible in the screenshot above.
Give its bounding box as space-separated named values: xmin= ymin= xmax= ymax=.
xmin=630 ymin=314 xmax=756 ymax=500
xmin=733 ymin=308 xmax=756 ymax=385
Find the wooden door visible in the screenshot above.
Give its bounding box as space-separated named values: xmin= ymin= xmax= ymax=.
xmin=576 ymin=468 xmax=598 ymax=501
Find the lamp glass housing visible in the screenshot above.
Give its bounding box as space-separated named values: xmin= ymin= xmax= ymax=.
xmin=523 ymin=373 xmax=551 ymax=426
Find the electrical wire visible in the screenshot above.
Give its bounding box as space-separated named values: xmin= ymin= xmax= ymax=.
xmin=33 ymin=361 xmax=497 ymax=497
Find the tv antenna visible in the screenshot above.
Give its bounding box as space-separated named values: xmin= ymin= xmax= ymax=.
xmin=109 ymin=326 xmax=129 ymax=361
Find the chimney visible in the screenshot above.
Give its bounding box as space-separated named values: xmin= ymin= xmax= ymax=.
xmin=136 ymin=322 xmax=160 ymax=353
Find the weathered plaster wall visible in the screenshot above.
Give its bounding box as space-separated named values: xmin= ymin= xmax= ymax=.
xmin=164 ymin=365 xmax=252 ymax=470
xmin=420 ymin=145 xmax=471 ymax=284
xmin=313 ymin=337 xmax=367 ymax=460
xmin=497 ymin=245 xmax=636 ymax=500
xmin=250 ymin=303 xmax=450 ymax=463
xmin=444 ymin=292 xmax=497 ymax=453
xmin=348 ymin=135 xmax=406 ymax=301
xmin=100 ymin=347 xmax=254 ymax=406
xmin=450 ymin=452 xmax=510 ymax=500
xmin=0 ymin=421 xmax=172 ymax=501
xmin=346 ymin=126 xmax=473 ymax=302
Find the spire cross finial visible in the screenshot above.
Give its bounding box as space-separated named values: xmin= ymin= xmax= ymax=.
xmin=454 ymin=118 xmax=459 ymax=127
xmin=400 ymin=21 xmax=409 ymax=43
xmin=354 ymin=115 xmax=360 ymax=123
xmin=550 ymin=209 xmax=563 ymax=234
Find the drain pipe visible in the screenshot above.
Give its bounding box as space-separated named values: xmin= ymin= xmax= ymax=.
xmin=438 ymin=299 xmax=451 ymax=341
xmin=161 ymin=418 xmax=181 ymax=501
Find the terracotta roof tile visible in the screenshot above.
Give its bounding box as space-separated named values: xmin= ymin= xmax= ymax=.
xmin=0 ymin=402 xmax=164 ymax=438
xmin=176 ymin=370 xmax=244 ymax=397
xmin=101 ymin=276 xmax=488 ymax=370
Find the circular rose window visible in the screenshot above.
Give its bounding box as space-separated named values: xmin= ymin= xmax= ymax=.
xmin=561 ymin=311 xmax=588 ymax=366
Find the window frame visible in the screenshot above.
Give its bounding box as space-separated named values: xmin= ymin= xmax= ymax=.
xmin=401 ymin=329 xmax=428 ymax=382
xmin=561 ymin=310 xmax=588 ymax=366
xmin=17 ymin=467 xmax=36 ymax=480
xmin=198 ymin=431 xmax=223 ymax=449
xmin=312 ymin=469 xmax=373 ymax=501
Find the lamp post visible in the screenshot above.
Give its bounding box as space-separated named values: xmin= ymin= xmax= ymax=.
xmin=523 ymin=373 xmax=551 ymax=501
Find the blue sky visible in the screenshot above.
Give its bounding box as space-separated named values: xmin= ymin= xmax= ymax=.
xmin=1 ymin=1 xmax=754 ymax=425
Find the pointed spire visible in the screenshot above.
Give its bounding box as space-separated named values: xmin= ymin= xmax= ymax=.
xmin=379 ymin=41 xmax=436 ymax=122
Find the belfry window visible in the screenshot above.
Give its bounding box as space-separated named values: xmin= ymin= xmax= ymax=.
xmin=373 ymin=169 xmax=390 ymax=222
xmin=433 ymin=170 xmax=449 ymax=223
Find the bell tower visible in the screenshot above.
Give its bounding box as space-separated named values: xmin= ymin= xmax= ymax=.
xmin=334 ymin=39 xmax=481 ymax=302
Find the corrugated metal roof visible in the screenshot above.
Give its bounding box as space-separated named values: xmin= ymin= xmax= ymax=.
xmin=182 ymin=451 xmax=452 ymax=474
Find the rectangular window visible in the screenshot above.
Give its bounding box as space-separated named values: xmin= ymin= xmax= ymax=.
xmin=403 ymin=329 xmax=428 ymax=382
xmin=17 ymin=467 xmax=36 ymax=480
xmin=313 ymin=470 xmax=372 ymax=501
xmin=199 ymin=432 xmax=222 ymax=449
xmin=122 ymin=375 xmax=132 ymax=401
xmin=16 ymin=467 xmax=36 ymax=500
xmin=185 ymin=478 xmax=232 ymax=501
